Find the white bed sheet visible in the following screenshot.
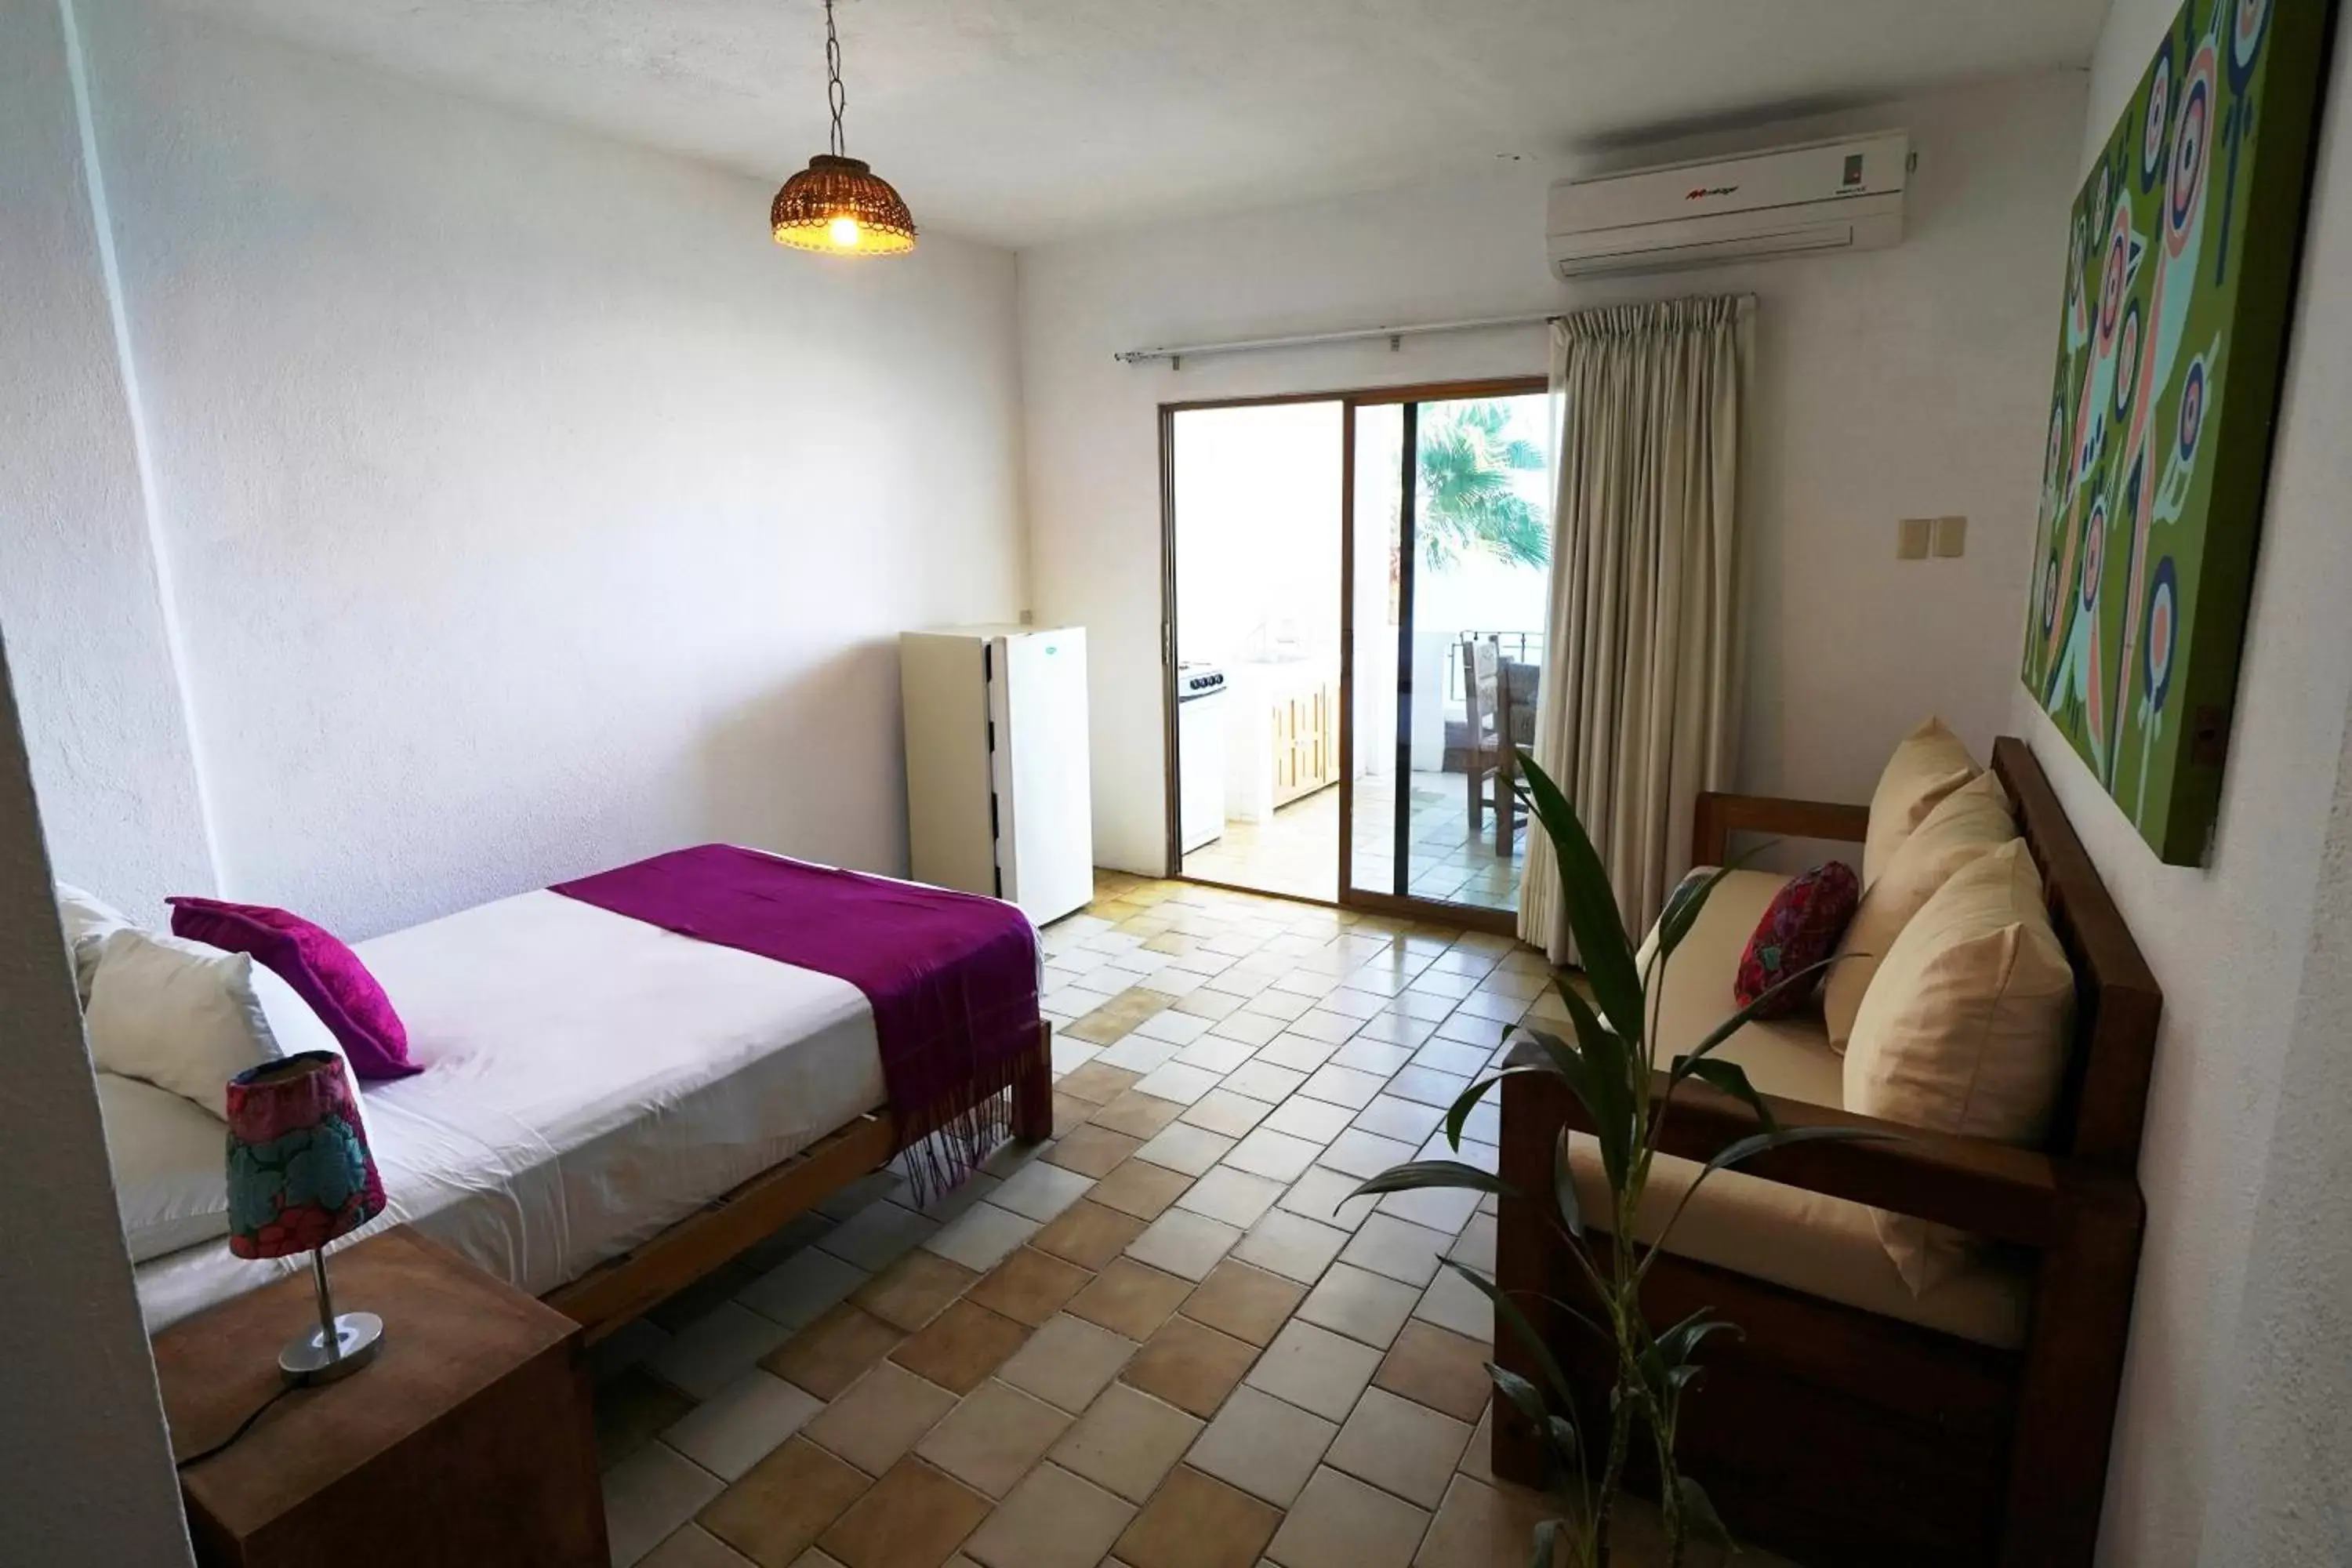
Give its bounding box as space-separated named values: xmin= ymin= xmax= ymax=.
xmin=134 ymin=889 xmax=886 ymax=1330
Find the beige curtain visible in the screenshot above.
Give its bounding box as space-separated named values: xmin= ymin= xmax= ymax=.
xmin=1519 ymin=296 xmax=1751 ymax=963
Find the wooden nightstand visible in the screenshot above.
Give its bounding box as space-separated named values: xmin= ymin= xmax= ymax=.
xmin=153 ymin=1228 xmax=607 ymax=1568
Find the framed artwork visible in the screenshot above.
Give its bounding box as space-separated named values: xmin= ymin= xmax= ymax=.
xmin=2020 ymin=0 xmax=2336 ymax=864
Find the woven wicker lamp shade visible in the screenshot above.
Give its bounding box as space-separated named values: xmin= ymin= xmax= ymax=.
xmin=771 ymin=154 xmax=916 ymax=255
xmin=771 ymin=0 xmax=915 ymax=257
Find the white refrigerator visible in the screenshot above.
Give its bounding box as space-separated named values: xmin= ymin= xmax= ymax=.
xmin=899 ymin=625 xmax=1094 ymax=925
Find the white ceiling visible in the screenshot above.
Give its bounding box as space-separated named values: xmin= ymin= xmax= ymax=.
xmin=173 ymin=0 xmax=2107 ymax=246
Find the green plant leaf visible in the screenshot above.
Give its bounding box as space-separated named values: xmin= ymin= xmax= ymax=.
xmin=1637 ymin=1308 xmax=1741 ymax=1406
xmin=1552 ymin=985 xmax=1636 ymax=1192
xmin=1507 ymin=1028 xmax=1624 ymax=1191
xmin=1449 ymin=1261 xmax=1581 ymax=1410
xmin=1443 ymin=1073 xmax=1501 ymax=1151
xmin=1654 ymin=836 xmax=1791 ymax=967
xmin=1651 ymin=1308 xmax=1741 ymax=1368
xmin=1487 ymin=1363 xmax=1587 ymax=1515
xmin=1653 ymin=863 xmax=1736 ymax=968
xmin=1487 ymin=1362 xmax=1555 ymax=1435
xmin=1669 ymin=1056 xmax=1779 ymax=1134
xmin=1519 ymin=1024 xmax=1588 ymax=1086
xmin=1701 ymin=1121 xmax=1899 ymax=1181
xmin=1513 ymin=751 xmax=1643 ymax=1040
xmin=1530 ymin=1290 xmax=1609 ymax=1345
xmin=1530 ymin=1515 xmax=1564 ymax=1568
xmin=1346 ymin=1160 xmax=1514 ymax=1204
xmin=1677 ymin=1474 xmax=1736 ymax=1549
xmin=1671 ymin=953 xmax=1848 ymax=1069
xmin=1550 ymin=1128 xmax=1584 ymax=1239
xmin=1443 ymin=1066 xmax=1544 ymax=1150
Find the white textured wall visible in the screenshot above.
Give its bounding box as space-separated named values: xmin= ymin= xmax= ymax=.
xmin=1020 ymin=72 xmax=2088 ymax=873
xmin=0 ymin=644 xmax=194 ymax=1567
xmin=59 ymin=6 xmax=1025 ymax=938
xmin=0 ymin=5 xmax=195 ymax=1557
xmin=2013 ymin=4 xmax=2352 ymax=1565
xmin=0 ymin=0 xmax=213 ymax=914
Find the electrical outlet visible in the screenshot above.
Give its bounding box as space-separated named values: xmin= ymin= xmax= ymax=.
xmin=1896 ymin=518 xmax=1933 ymax=560
xmin=1932 ymin=516 xmax=1969 ymax=557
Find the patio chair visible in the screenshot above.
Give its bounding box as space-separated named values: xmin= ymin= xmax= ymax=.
xmin=1461 ymin=637 xmax=1519 ymax=852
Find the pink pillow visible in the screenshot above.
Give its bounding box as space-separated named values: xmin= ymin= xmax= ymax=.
xmin=167 ymin=897 xmax=420 ymax=1081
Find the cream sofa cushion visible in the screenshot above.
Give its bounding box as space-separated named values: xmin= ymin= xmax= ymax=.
xmin=1862 ymin=718 xmax=1978 ymax=887
xmin=1561 ymin=1008 xmax=2031 ymax=1348
xmin=1844 ymin=840 xmax=2074 ymax=1294
xmin=1564 ymin=1140 xmax=2032 ymax=1349
xmin=1640 ymin=867 xmax=1841 ymax=1100
xmin=1824 ymin=772 xmax=2017 ymax=1049
xmin=1595 ymin=860 xmax=2034 ymax=1347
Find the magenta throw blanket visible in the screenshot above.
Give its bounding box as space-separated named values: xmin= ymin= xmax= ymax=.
xmin=551 ymin=845 xmax=1040 ymax=1200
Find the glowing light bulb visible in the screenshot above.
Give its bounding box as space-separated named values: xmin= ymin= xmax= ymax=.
xmin=829 ymin=215 xmax=862 ymax=249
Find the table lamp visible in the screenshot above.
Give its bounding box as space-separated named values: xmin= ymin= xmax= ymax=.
xmin=225 ymin=1050 xmax=388 ymax=1384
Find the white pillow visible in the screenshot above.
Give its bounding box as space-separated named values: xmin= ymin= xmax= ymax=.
xmin=56 ymin=883 xmax=134 ymax=1002
xmin=95 ymin=1072 xmax=232 ymax=1263
xmin=84 ymin=927 xmax=350 ymax=1120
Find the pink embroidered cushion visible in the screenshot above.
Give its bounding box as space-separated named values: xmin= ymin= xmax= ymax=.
xmin=166 ymin=896 xmax=419 ymax=1081
xmin=1733 ymin=862 xmax=1860 ymax=1018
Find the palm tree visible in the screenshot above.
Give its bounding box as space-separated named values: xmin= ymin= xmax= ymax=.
xmin=1417 ymin=401 xmax=1550 ymax=571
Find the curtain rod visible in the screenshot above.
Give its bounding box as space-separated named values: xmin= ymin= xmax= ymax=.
xmin=1114 ymin=311 xmax=1561 ymax=368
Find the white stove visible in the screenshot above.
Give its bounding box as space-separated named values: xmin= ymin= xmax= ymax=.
xmin=1176 ymin=662 xmax=1228 ymax=853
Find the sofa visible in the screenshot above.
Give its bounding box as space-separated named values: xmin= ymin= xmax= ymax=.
xmin=1492 ymin=731 xmax=2160 ymax=1568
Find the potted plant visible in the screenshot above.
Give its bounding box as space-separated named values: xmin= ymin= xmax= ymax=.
xmin=1353 ymin=751 xmax=1884 ymax=1567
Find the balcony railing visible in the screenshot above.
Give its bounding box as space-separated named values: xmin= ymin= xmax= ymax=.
xmin=1443 ymin=630 xmax=1544 ymax=706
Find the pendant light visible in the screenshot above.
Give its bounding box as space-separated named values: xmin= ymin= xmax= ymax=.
xmin=771 ymin=0 xmax=916 ymax=255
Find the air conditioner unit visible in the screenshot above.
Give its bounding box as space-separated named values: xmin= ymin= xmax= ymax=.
xmin=1547 ymin=132 xmax=1909 ymax=279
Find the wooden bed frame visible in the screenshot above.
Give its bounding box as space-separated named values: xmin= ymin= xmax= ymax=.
xmin=545 ymin=1022 xmax=1055 ymax=1344
xmin=1493 ymin=738 xmax=2161 ymax=1567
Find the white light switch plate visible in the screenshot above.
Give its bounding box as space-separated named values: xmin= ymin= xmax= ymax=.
xmin=1896 ymin=518 xmax=1933 ymax=560
xmin=1932 ymin=516 xmax=1968 ymax=557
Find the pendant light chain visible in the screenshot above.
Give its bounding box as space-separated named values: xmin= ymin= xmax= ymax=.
xmin=824 ymin=0 xmax=848 ymax=158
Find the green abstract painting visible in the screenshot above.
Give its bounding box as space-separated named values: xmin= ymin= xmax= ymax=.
xmin=2021 ymin=0 xmax=2333 ymax=864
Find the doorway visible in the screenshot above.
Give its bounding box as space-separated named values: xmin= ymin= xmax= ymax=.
xmin=1166 ymin=399 xmax=1345 ymax=902
xmin=1163 ymin=376 xmax=1551 ymax=928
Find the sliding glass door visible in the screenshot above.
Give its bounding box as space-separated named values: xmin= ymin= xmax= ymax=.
xmin=1158 ymin=376 xmax=1548 ymax=929
xmin=1341 ymin=382 xmax=1551 ymax=926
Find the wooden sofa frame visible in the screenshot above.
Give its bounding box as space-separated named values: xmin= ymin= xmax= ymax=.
xmin=545 ymin=1023 xmax=1054 ymax=1341
xmin=1492 ymin=738 xmax=2160 ymax=1568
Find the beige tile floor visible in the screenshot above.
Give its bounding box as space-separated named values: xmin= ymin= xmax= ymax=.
xmin=1358 ymin=771 xmax=1526 ymax=913
xmin=1180 ymin=787 xmax=1342 ymax=903
xmin=1182 ymin=773 xmax=1525 ymax=913
xmin=593 ymin=872 xmax=1772 ymax=1568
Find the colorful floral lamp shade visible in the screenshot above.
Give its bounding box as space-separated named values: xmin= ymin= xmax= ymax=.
xmin=226 ymin=1051 xmax=384 ymax=1258
xmin=225 ymin=1051 xmax=389 ymax=1381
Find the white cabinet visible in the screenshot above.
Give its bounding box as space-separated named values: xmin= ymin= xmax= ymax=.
xmin=901 ymin=626 xmax=1094 ymax=924
xmin=1223 ymin=659 xmax=1341 ymax=824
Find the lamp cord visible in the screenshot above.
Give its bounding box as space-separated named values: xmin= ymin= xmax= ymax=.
xmin=823 ymin=0 xmax=848 ymax=157
xmin=175 ymin=1383 xmax=303 ymax=1469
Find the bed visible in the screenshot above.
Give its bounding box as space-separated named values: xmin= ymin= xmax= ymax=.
xmin=129 ymin=863 xmax=1052 ymax=1338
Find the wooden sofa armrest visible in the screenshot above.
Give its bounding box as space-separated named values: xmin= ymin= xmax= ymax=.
xmin=1691 ymin=792 xmax=1870 ymax=867
xmin=1504 ymin=1068 xmax=2132 ymax=1250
